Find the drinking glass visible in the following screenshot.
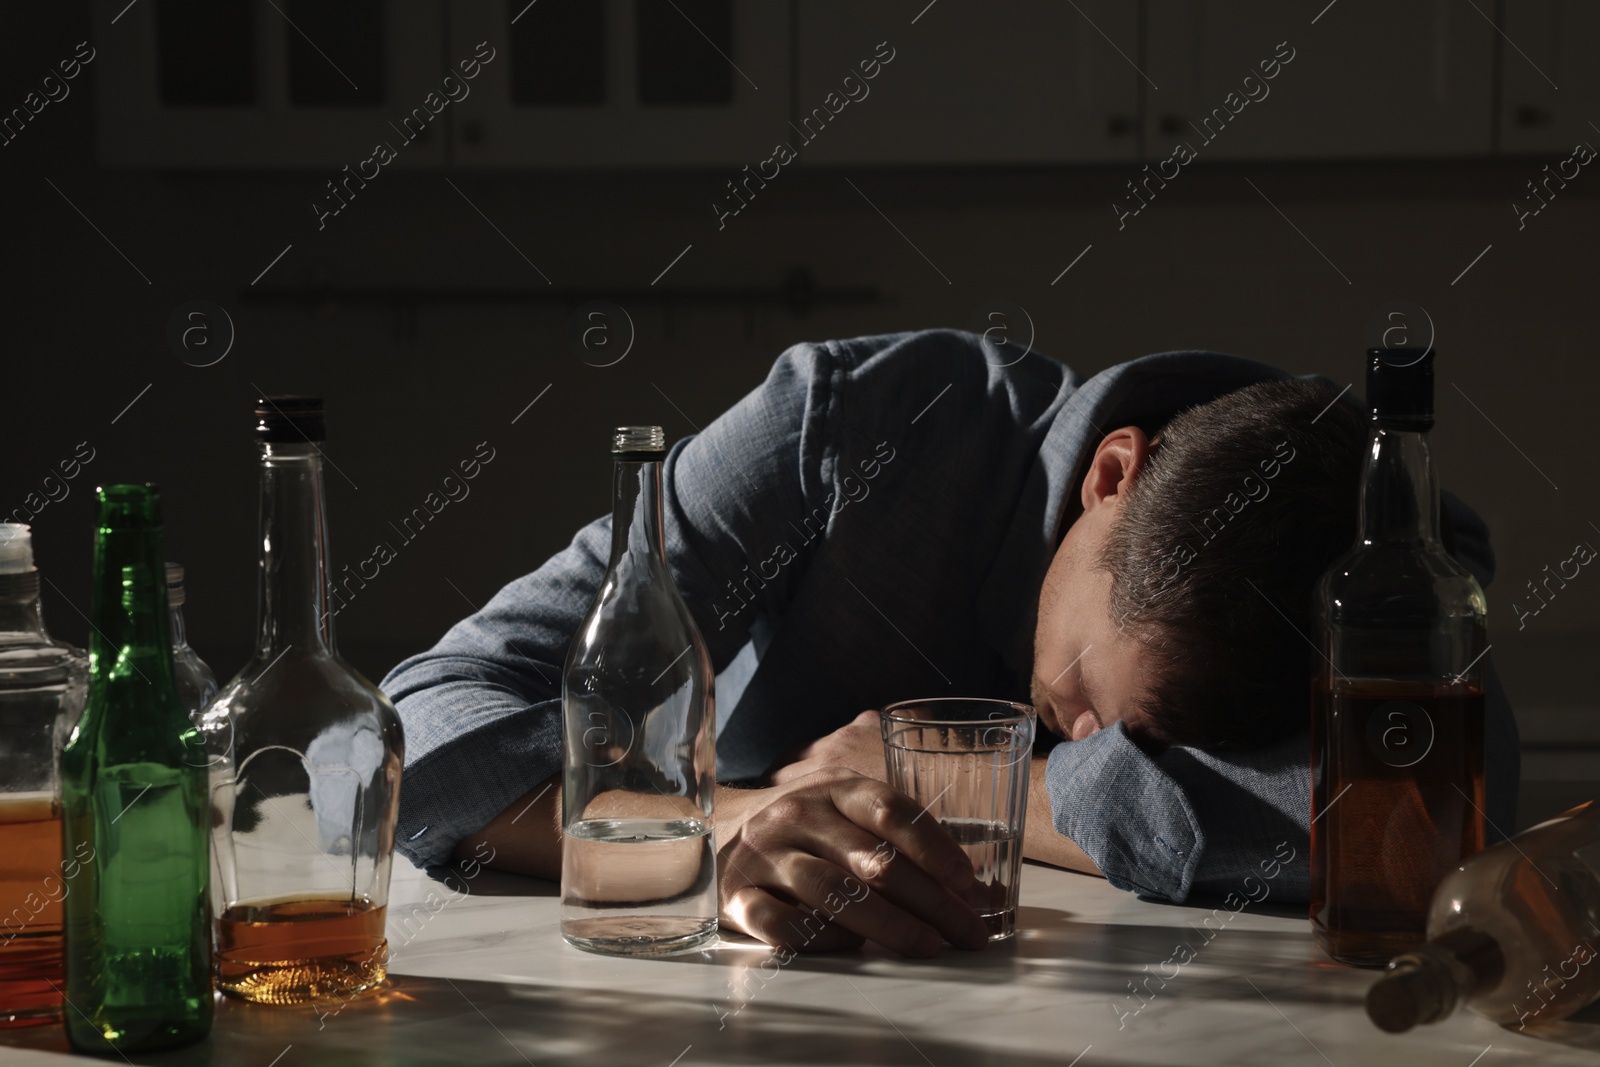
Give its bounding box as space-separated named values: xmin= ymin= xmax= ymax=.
xmin=880 ymin=698 xmax=1035 ymax=941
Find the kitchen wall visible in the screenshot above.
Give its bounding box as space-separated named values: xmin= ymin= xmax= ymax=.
xmin=3 ymin=3 xmax=1595 ymax=823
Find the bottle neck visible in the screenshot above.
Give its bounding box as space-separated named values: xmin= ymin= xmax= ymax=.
xmin=169 ymin=602 xmax=191 ymax=652
xmin=256 ymin=442 xmax=335 ymax=656
xmin=1358 ymin=425 xmax=1441 ymax=546
xmin=89 ymin=529 xmax=177 ymax=690
xmin=1368 ymin=928 xmax=1503 ymax=1031
xmin=609 ymin=458 xmax=668 ymax=569
xmin=0 ymin=574 xmax=46 ymax=638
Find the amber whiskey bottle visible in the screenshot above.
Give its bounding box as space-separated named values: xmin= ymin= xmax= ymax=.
xmin=1311 ymin=348 xmax=1487 ymax=966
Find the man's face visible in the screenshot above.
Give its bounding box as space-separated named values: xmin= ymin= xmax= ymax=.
xmin=1030 ymin=427 xmax=1160 ymax=744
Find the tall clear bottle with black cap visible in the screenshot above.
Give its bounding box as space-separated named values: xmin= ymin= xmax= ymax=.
xmin=202 ymin=397 xmax=404 ymax=1004
xmin=1311 ymin=348 xmax=1487 ymax=966
xmin=560 ymin=426 xmax=717 ymax=956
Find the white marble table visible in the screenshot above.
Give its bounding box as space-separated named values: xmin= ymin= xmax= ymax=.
xmin=5 ymin=859 xmax=1598 ymax=1066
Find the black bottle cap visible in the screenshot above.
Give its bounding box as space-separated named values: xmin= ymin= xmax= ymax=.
xmin=1366 ymin=348 xmax=1434 ymax=430
xmin=256 ymin=396 xmax=325 ymax=443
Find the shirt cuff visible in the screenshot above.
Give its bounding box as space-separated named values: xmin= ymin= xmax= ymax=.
xmin=1044 ymin=723 xmax=1205 ymax=902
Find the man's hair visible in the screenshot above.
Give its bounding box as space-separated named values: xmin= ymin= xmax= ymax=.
xmin=1098 ymin=379 xmax=1366 ymax=749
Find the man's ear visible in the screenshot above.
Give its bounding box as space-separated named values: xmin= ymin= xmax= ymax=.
xmin=1080 ymin=426 xmax=1154 ymax=512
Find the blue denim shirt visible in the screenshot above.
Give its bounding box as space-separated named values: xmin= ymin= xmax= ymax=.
xmin=381 ymin=329 xmax=1518 ymax=902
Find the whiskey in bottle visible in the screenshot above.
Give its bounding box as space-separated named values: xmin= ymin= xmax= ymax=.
xmin=1311 ymin=348 xmax=1487 ymax=966
xmin=0 ymin=524 xmax=86 ymax=1029
xmin=1368 ymin=801 xmax=1600 ymax=1032
xmin=203 ymin=398 xmax=404 ymax=1004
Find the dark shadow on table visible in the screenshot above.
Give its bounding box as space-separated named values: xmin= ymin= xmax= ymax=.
xmin=411 ymin=864 xmax=560 ymax=899
xmin=0 ymin=974 xmax=1088 ymax=1067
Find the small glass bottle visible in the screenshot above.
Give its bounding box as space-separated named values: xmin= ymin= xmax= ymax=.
xmin=561 ymin=426 xmax=717 ymax=956
xmin=1311 ymin=348 xmax=1488 ymax=966
xmin=166 ymin=564 xmax=217 ymax=725
xmin=1367 ymin=801 xmax=1600 ymax=1032
xmin=203 ymin=397 xmax=403 ymax=1005
xmin=60 ymin=486 xmax=212 ymax=1054
xmin=0 ymin=523 xmax=86 ymax=1029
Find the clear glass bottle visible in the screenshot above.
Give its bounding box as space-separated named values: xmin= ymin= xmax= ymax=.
xmin=561 ymin=426 xmax=717 ymax=956
xmin=166 ymin=564 xmax=217 ymax=726
xmin=60 ymin=486 xmax=213 ymax=1054
xmin=1312 ymin=348 xmax=1488 ymax=966
xmin=0 ymin=523 xmax=86 ymax=1029
xmin=203 ymin=397 xmax=404 ymax=1004
xmin=1367 ymin=801 xmax=1600 ymax=1032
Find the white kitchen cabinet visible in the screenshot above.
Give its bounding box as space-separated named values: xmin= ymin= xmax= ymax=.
xmin=446 ymin=0 xmax=791 ymax=168
xmin=1143 ymin=0 xmax=1495 ymax=160
xmin=792 ymin=0 xmax=1139 ymax=165
xmin=1498 ymin=0 xmax=1600 ymax=155
xmin=93 ymin=0 xmax=448 ymax=168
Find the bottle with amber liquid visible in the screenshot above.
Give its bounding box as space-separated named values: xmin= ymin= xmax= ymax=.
xmin=0 ymin=523 xmax=86 ymax=1029
xmin=1368 ymin=801 xmax=1600 ymax=1032
xmin=202 ymin=398 xmax=404 ymax=1004
xmin=1311 ymin=348 xmax=1487 ymax=966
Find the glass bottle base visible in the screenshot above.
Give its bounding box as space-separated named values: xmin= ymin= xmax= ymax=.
xmin=218 ymin=957 xmax=389 ymax=1005
xmin=216 ymin=898 xmax=389 ymax=1005
xmin=66 ymin=1008 xmax=212 ymax=1054
xmin=562 ymin=916 xmax=718 ymax=957
xmin=1313 ymin=920 xmax=1425 ymax=967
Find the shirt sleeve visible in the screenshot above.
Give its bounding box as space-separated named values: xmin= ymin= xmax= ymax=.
xmin=1043 ymin=490 xmax=1517 ymax=904
xmin=380 ymin=342 xmax=835 ymax=867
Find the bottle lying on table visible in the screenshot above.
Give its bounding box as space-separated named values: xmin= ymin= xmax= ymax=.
xmin=1367 ymin=800 xmax=1600 ymax=1032
xmin=203 ymin=397 xmax=404 ymax=1005
xmin=60 ymin=486 xmax=212 ymax=1054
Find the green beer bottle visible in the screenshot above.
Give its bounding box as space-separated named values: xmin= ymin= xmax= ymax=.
xmin=60 ymin=485 xmax=212 ymax=1053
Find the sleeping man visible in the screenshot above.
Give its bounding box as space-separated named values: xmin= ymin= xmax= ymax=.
xmin=381 ymin=328 xmax=1517 ymax=957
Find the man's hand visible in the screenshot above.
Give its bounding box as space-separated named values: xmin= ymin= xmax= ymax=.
xmin=715 ymin=767 xmax=990 ymax=957
xmin=770 ymin=709 xmax=888 ymax=785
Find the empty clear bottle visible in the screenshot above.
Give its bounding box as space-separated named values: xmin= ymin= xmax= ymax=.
xmin=1367 ymin=801 xmax=1600 ymax=1032
xmin=203 ymin=398 xmax=404 ymax=1004
xmin=561 ymin=426 xmax=717 ymax=956
xmin=0 ymin=523 xmax=86 ymax=1029
xmin=166 ymin=564 xmax=217 ymax=729
xmin=61 ymin=486 xmax=212 ymax=1053
xmin=1311 ymin=348 xmax=1487 ymax=966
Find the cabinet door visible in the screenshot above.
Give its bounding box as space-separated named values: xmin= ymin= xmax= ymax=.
xmin=1499 ymin=0 xmax=1600 ymax=154
xmin=1144 ymin=0 xmax=1494 ymax=160
xmin=447 ymin=0 xmax=790 ymax=168
xmin=93 ymin=0 xmax=447 ymax=168
xmin=793 ymin=0 xmax=1138 ymax=165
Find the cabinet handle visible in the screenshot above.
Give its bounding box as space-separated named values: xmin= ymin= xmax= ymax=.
xmin=1158 ymin=114 xmax=1188 ymax=135
xmin=1107 ymin=115 xmax=1134 ymax=136
xmin=462 ymin=119 xmax=486 ymax=144
xmin=1513 ymin=104 xmax=1553 ymax=128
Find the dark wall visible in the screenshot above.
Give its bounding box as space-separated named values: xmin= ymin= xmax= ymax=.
xmin=3 ymin=4 xmax=1596 ymax=757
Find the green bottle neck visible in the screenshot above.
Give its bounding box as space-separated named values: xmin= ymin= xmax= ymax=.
xmin=89 ymin=526 xmax=179 ymax=693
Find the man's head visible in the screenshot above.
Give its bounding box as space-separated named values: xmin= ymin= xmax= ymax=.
xmin=1031 ymin=379 xmax=1365 ymax=749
